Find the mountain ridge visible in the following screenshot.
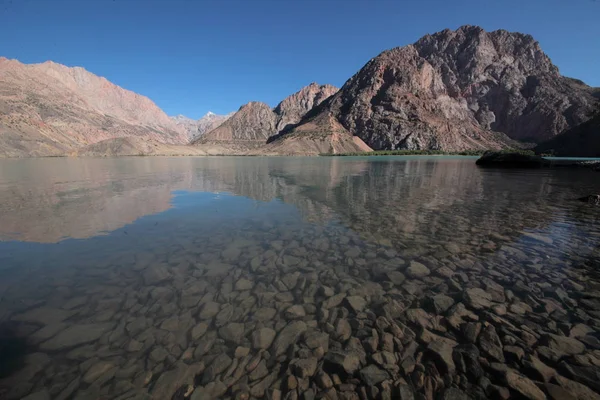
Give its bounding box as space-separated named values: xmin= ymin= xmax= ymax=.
xmin=194 ymin=83 xmax=339 ymax=147
xmin=0 ymin=57 xmax=187 ymax=156
xmin=1 ymin=25 xmax=598 ymax=157
xmin=282 ymin=25 xmax=598 ymax=152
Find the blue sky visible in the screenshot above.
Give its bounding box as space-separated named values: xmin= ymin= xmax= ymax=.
xmin=1 ymin=0 xmax=598 ymax=119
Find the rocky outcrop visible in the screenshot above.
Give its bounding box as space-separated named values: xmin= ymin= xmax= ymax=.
xmin=0 ymin=58 xmax=188 ymax=157
xmin=170 ymin=112 xmax=233 ymax=143
xmin=194 ymin=83 xmax=339 ymax=151
xmin=259 ymin=112 xmax=372 ymax=155
xmin=194 ymin=102 xmax=277 ymax=144
xmin=274 ymin=83 xmax=338 ymax=131
xmin=287 ymin=26 xmax=598 ymax=151
xmin=535 ymin=113 xmax=600 ymax=157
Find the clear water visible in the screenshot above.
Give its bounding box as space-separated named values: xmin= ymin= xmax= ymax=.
xmin=0 ymin=156 xmax=599 ymax=399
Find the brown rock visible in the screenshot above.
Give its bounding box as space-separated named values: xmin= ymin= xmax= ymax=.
xmin=40 ymin=323 xmax=114 ymax=351
xmin=479 ymin=324 xmax=505 ymax=362
xmin=541 ymin=334 xmax=586 ymax=356
xmin=271 ymin=321 xmax=307 ymax=356
xmin=503 ymin=369 xmax=546 ymax=400
xmin=290 ymin=357 xmax=318 ymax=378
xmin=522 ymin=355 xmax=556 ymax=382
xmin=543 ymin=383 xmax=577 ymax=400
xmin=252 ymin=327 xmax=277 ymax=350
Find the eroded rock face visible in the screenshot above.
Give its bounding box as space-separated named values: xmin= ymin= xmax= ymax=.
xmin=195 ymin=83 xmax=338 ymax=148
xmin=0 ymin=57 xmax=188 ymax=157
xmin=196 ymin=102 xmax=277 ymax=143
xmin=292 ymin=25 xmax=598 ymax=151
xmin=274 ymin=83 xmax=338 ymax=132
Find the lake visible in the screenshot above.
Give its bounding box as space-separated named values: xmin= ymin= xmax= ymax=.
xmin=0 ymin=156 xmax=599 ymax=400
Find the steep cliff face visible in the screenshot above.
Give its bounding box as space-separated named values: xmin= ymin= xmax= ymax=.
xmin=0 ymin=58 xmax=187 ymax=157
xmin=289 ymin=26 xmax=598 ymax=151
xmin=274 ymin=83 xmax=338 ymax=131
xmin=413 ymin=27 xmax=596 ymax=142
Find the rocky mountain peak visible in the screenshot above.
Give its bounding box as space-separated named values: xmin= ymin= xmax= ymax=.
xmin=238 ymin=101 xmax=271 ymax=112
xmin=195 ymin=83 xmax=339 ymax=147
xmin=274 ymin=82 xmax=338 ymax=131
xmin=287 ymin=26 xmax=597 ymax=151
xmin=414 ymin=25 xmax=558 ymax=81
xmin=196 ymin=101 xmax=277 ymax=144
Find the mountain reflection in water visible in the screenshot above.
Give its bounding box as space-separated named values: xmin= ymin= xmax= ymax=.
xmin=0 ymin=156 xmax=599 ymax=400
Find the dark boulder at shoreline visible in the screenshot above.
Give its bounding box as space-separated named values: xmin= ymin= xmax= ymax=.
xmin=578 ymin=195 xmax=600 ymax=205
xmin=475 ymin=151 xmax=550 ymax=168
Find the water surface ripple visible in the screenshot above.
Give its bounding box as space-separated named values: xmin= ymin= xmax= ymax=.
xmin=0 ymin=156 xmax=599 ymax=400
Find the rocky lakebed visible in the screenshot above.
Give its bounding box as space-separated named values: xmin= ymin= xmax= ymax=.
xmin=0 ymin=156 xmax=599 ymax=400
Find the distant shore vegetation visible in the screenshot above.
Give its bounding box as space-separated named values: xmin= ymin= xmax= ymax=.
xmin=321 ymin=149 xmax=542 ymax=157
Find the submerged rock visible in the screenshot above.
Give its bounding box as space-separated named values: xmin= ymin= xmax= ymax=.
xmin=252 ymin=327 xmax=276 ymax=350
xmin=358 ymin=364 xmax=389 ymax=386
xmin=406 ymin=261 xmax=430 ymax=278
xmin=271 ymin=321 xmax=307 ymax=356
xmin=478 ymin=324 xmax=505 ymax=362
xmin=39 ymin=323 xmax=114 ymax=351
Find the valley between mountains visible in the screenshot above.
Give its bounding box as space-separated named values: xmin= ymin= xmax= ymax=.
xmin=1 ymin=25 xmax=598 ymax=158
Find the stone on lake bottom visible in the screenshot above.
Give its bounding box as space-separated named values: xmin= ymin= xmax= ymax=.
xmin=219 ymin=322 xmax=245 ymax=344
xmin=479 ymin=324 xmax=505 ymax=362
xmin=285 ymin=305 xmax=306 ymax=320
xmin=541 ymin=333 xmax=586 ymax=356
xmin=406 ymin=261 xmax=430 ymax=278
xmin=426 ymin=340 xmax=456 ymax=375
xmin=464 ymin=288 xmax=493 ymax=310
xmin=358 ymin=364 xmax=389 ymax=386
xmin=324 ymin=350 xmax=362 ymax=375
xmin=40 ymin=323 xmax=114 ymax=351
xmin=271 ymin=321 xmax=307 ymax=356
xmin=346 ymin=296 xmax=367 ymax=313
xmin=503 ymin=369 xmax=546 ymax=400
xmin=252 ymin=327 xmax=276 ymax=350
xmin=290 ymin=357 xmax=318 ymax=378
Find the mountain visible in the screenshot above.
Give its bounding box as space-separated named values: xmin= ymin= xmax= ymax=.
xmin=196 ymin=101 xmax=277 ymax=145
xmin=274 ymin=83 xmax=338 ymax=131
xmin=285 ymin=26 xmax=599 ymax=152
xmin=169 ymin=114 xmax=200 ymax=141
xmin=0 ymin=58 xmax=187 ymax=157
xmin=260 ymin=112 xmax=372 ymax=155
xmin=170 ymin=111 xmax=232 ymax=142
xmin=194 ymin=83 xmax=339 ymax=148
